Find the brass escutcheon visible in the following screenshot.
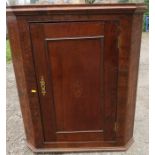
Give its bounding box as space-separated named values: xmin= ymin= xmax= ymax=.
xmin=40 ymin=76 xmax=46 ymax=96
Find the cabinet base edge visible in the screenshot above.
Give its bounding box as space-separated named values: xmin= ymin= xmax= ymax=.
xmin=27 ymin=138 xmax=134 ymax=153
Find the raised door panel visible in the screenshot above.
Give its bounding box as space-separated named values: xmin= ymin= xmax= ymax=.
xmin=30 ymin=21 xmax=119 ymax=143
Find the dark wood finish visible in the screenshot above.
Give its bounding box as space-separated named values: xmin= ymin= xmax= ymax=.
xmin=6 ymin=4 xmax=146 ymax=152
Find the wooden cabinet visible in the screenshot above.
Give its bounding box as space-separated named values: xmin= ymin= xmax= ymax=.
xmin=7 ymin=4 xmax=146 ymax=152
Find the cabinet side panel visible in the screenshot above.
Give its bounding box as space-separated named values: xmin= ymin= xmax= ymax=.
xmin=125 ymin=14 xmax=144 ymax=142
xmin=116 ymin=15 xmax=133 ymax=144
xmin=7 ymin=15 xmax=35 ymax=146
xmin=17 ymin=18 xmax=44 ymax=147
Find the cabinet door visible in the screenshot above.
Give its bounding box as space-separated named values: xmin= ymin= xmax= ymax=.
xmin=30 ymin=21 xmax=119 ymax=143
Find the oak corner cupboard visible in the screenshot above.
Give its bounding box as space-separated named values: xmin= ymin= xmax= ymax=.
xmin=6 ymin=3 xmax=146 ymax=153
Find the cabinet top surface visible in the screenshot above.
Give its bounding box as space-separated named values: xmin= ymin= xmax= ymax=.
xmin=7 ymin=3 xmax=146 ymax=15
